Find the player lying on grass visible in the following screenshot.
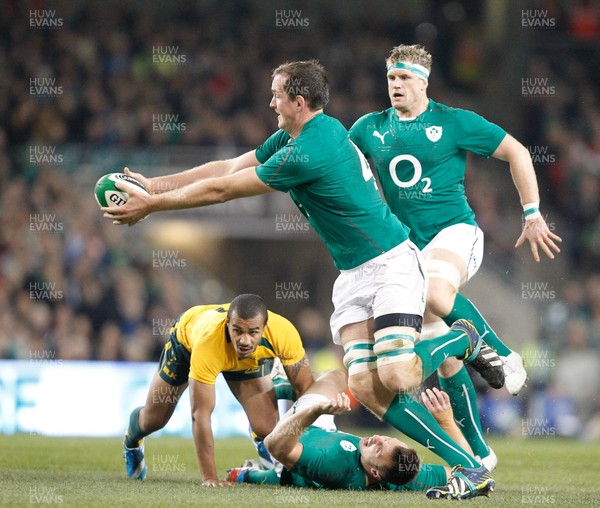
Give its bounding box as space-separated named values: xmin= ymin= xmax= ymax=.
xmin=227 ymin=369 xmax=494 ymax=499
xmin=122 ymin=294 xmax=313 ymax=486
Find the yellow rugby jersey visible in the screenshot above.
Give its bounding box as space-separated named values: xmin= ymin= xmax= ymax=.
xmin=174 ymin=304 xmax=306 ymax=384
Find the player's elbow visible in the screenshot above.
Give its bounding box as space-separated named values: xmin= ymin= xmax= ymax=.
xmin=264 ymin=435 xmax=294 ymax=470
xmin=207 ymin=180 xmax=231 ymax=204
xmin=263 ymin=433 xmax=280 ymax=459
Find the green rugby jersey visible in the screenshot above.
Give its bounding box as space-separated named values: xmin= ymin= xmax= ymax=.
xmin=349 ymin=100 xmax=506 ymax=250
xmin=255 ymin=113 xmax=409 ymax=270
xmin=292 ymin=426 xmax=366 ymax=489
xmin=289 ymin=426 xmax=447 ymax=491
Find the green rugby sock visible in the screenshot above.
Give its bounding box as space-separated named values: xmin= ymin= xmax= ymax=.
xmin=383 ymin=394 xmax=479 ymax=468
xmin=247 ymin=468 xmax=280 ymax=485
xmin=273 ymin=380 xmax=296 ymax=401
xmin=124 ymin=406 xmax=146 ymax=448
xmin=391 ymin=464 xmax=448 ymax=491
xmin=443 ymin=293 xmax=511 ymax=357
xmin=414 ymin=329 xmax=471 ymax=382
xmin=439 ymin=366 xmax=489 ymax=459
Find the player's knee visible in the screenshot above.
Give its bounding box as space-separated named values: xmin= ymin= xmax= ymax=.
xmin=378 ymin=367 xmax=419 ymax=393
xmin=250 ymin=421 xmax=275 ymax=441
xmin=347 ymin=374 xmax=375 ymax=407
xmin=426 ymin=278 xmax=457 ymax=318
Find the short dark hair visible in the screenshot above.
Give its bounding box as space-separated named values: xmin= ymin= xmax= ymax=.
xmin=379 ymin=445 xmax=420 ymax=485
xmin=271 ymin=60 xmax=329 ymax=111
xmin=228 ymin=294 xmax=268 ymax=324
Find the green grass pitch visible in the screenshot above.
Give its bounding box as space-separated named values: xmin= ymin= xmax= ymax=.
xmin=1 ymin=432 xmax=598 ymax=507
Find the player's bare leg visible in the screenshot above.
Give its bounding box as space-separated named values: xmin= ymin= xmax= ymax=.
xmin=226 ymin=376 xmax=279 ymax=469
xmin=138 ymin=372 xmax=188 ymax=434
xmin=123 ymin=373 xmax=187 ymax=480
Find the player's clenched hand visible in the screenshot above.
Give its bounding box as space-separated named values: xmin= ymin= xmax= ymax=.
xmin=421 ymin=387 xmax=451 ymax=415
xmin=318 ymin=392 xmax=351 ymax=416
xmin=102 ymin=179 xmax=153 ymax=226
xmin=202 ymin=479 xmax=233 ymax=487
xmin=515 ymin=216 xmax=562 ymax=262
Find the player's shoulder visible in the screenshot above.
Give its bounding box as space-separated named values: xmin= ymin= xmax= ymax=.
xmin=188 ymin=303 xmax=229 ymax=318
xmin=186 ymin=304 xmax=228 ymax=335
xmin=265 ymin=310 xmax=300 ymax=334
xmin=428 ymin=99 xmax=487 ymax=121
xmin=256 ymin=129 xmax=292 ymax=162
xmin=350 ymin=108 xmax=392 ymax=132
xmin=303 ymin=113 xmax=347 ymax=140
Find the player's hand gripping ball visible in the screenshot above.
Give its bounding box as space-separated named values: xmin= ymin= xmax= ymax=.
xmin=94 ymin=172 xmax=150 ymax=208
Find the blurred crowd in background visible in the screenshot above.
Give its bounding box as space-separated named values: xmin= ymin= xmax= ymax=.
xmin=1 ymin=0 xmax=600 ymax=436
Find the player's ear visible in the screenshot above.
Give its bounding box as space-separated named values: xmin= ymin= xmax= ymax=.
xmin=370 ymin=467 xmax=382 ymax=481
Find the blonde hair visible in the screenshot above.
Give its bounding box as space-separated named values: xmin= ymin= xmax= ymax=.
xmin=386 ymin=44 xmax=432 ymax=73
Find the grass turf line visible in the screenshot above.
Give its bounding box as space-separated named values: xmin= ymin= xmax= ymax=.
xmin=1 ymin=433 xmax=599 ymax=507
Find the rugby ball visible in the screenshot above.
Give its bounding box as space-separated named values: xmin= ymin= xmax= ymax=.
xmin=94 ymin=173 xmax=150 ymax=208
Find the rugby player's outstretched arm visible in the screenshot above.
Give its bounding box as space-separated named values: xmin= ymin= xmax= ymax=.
xmin=103 ymin=166 xmax=274 ymax=226
xmin=122 ymin=150 xmax=260 ymax=194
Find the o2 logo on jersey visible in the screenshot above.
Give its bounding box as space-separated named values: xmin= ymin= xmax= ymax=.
xmin=339 ymin=440 xmax=357 ymax=452
xmin=389 ymin=155 xmax=432 ymax=194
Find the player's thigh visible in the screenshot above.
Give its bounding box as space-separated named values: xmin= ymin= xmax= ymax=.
xmin=227 ymin=376 xmax=278 ymax=437
xmin=372 ymin=240 xmax=427 ymax=327
xmin=330 ymin=241 xmax=426 ymax=345
xmin=423 ymin=248 xmax=464 ymax=318
xmin=141 ymin=372 xmax=187 ymax=429
xmin=421 ymin=223 xmax=484 ymax=287
xmin=144 ymin=332 xmax=191 ymax=419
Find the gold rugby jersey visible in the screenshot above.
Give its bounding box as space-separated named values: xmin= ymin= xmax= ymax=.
xmin=174 ymin=304 xmax=306 ymax=384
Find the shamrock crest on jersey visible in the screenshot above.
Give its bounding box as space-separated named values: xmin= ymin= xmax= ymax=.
xmin=425 ymin=125 xmax=443 ymax=142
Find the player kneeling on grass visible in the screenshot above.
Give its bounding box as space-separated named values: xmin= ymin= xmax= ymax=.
xmin=122 ymin=294 xmax=313 ymax=486
xmin=228 ymin=369 xmax=494 ymax=499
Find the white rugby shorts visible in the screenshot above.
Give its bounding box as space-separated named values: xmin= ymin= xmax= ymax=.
xmin=329 ymin=240 xmax=427 ymax=344
xmin=421 ymin=223 xmax=484 ymax=285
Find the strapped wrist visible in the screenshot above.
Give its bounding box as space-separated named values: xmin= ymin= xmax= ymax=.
xmin=523 ymin=202 xmax=541 ymax=221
